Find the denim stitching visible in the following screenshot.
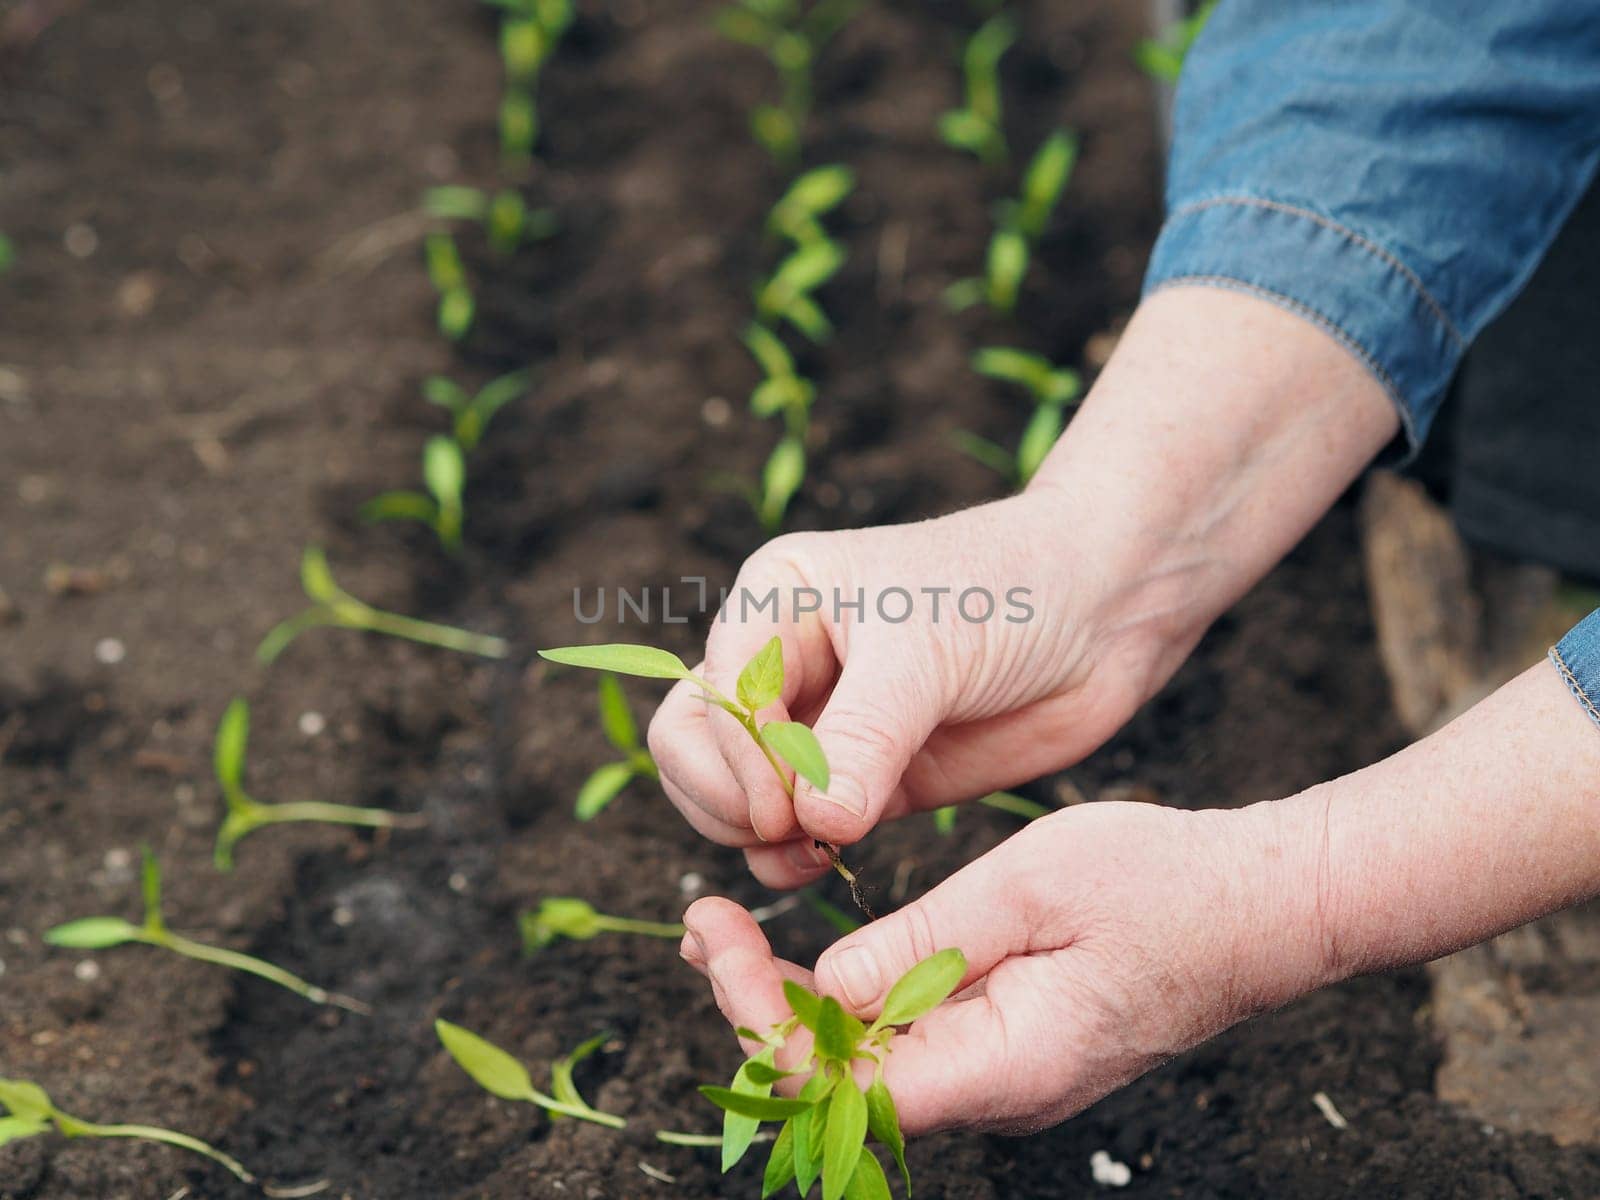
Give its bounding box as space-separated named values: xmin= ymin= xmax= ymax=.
xmin=1549 ymin=647 xmax=1600 ymax=731
xmin=1169 ymin=195 xmax=1465 ymax=348
xmin=1145 ymin=274 xmax=1418 ymax=450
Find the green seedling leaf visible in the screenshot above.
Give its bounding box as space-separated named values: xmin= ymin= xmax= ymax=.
xmin=488 ymin=190 xmax=528 ymax=255
xmin=213 ymin=697 xmax=250 ymax=800
xmin=0 ymin=1117 xmax=49 ymax=1148
xmin=758 ymin=435 xmax=806 ymax=532
xmin=500 ymin=88 xmax=538 ymax=163
xmin=522 ymin=897 xmax=602 ymax=949
xmin=716 ymin=5 xmax=778 ymax=49
xmin=1016 ymin=402 xmax=1065 ymax=484
xmin=802 ymin=890 xmax=861 ymax=935
xmin=792 ymin=1072 xmax=833 ymax=1193
xmin=699 ymin=1087 xmax=815 ymax=1121
xmin=423 ymin=436 xmax=466 ymax=508
xmin=751 ymin=374 xmax=814 ymax=419
xmin=741 ymin=1060 xmax=797 ymax=1087
xmin=722 ymin=1048 xmax=777 ymax=1171
xmin=501 ymin=17 xmax=549 ymax=81
xmin=738 ymin=636 xmax=785 ymax=711
xmin=822 ymin=1072 xmax=867 ymax=1200
xmin=423 ymin=185 xmax=489 ymax=221
xmin=761 ymin=241 xmax=846 ymax=312
xmin=540 ymin=644 xmax=692 ymax=680
xmin=938 ymin=109 xmax=998 ymax=161
xmin=978 ymin=790 xmax=1052 ymax=820
xmin=0 ymin=1080 xmax=53 ymax=1124
xmin=43 ymin=917 xmax=139 ymax=950
xmin=763 ymin=1118 xmax=798 ymax=1198
xmin=596 ymin=674 xmax=639 ymax=751
xmin=873 ymin=948 xmax=967 ymax=1030
xmin=984 ymin=228 xmax=1028 ymax=312
xmin=438 ymin=288 xmax=475 ymax=341
xmin=815 ymin=995 xmax=866 ymax=1064
xmin=435 ymin=1020 xmax=536 ymax=1102
xmin=1017 ymin=129 xmax=1078 ymax=240
xmin=782 ymin=292 xmax=833 ymax=342
xmin=575 ymin=761 xmax=634 ymax=821
xmin=949 ymin=430 xmax=1016 ymax=481
xmin=549 ymin=1031 xmax=611 ymax=1117
xmin=865 ymin=1076 xmax=909 ymax=1194
xmin=361 ymin=490 xmax=439 ymax=525
xmin=744 ymin=322 xmax=798 ymax=379
xmin=972 ymin=346 xmax=1054 ymax=396
xmin=770 ymin=165 xmax=855 ymax=237
xmin=942 ymin=276 xmax=986 ymax=312
xmin=932 ymin=805 xmax=958 ymax=835
xmin=844 ymin=1144 xmax=892 ymax=1200
xmin=784 ymin=979 xmax=824 ymax=1031
xmin=424 ymin=232 xmax=466 ymax=293
xmin=300 ymin=544 xmax=340 ymax=602
xmin=423 ymin=375 xmax=470 ymax=414
xmin=761 ymin=721 xmax=829 ymax=792
xmin=462 ymin=367 xmax=532 ymax=450
xmin=964 ymin=15 xmax=1015 ymax=121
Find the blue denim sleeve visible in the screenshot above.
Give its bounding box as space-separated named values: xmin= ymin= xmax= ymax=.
xmin=1551 ymin=609 xmax=1600 ymax=736
xmin=1144 ymin=2 xmax=1600 ymax=457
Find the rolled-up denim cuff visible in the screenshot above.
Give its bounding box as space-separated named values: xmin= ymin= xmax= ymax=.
xmin=1550 ymin=607 xmax=1600 ymax=735
xmin=1143 ymin=194 xmax=1467 ymax=462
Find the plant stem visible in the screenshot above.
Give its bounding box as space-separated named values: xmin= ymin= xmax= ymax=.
xmin=655 ymin=1131 xmax=726 ymax=1147
xmin=593 ymin=915 xmax=686 ymax=940
xmin=977 ymin=791 xmax=1052 ymax=821
xmin=526 ymin=1088 xmax=627 ymax=1129
xmin=251 ymin=799 xmax=426 ymax=831
xmin=355 ymin=607 xmax=508 ymax=658
xmin=145 ymin=930 xmax=370 ymax=1014
xmin=57 ymin=1114 xmax=254 ymax=1183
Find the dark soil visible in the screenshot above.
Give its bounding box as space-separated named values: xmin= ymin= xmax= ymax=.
xmin=1 ymin=1 xmax=1597 ymax=1198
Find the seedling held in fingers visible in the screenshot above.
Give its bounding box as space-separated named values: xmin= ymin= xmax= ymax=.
xmin=938 ymin=15 xmax=1015 ymax=166
xmin=0 ymin=1077 xmax=254 ymax=1184
xmin=422 ymin=368 xmax=531 ymax=451
xmin=521 ymin=897 xmax=685 ymax=953
xmin=257 ymin=546 xmax=509 ymax=664
xmin=537 ymin=639 xmax=873 ymax=915
xmin=698 ymin=949 xmax=968 ymax=1198
xmin=574 ymin=674 xmax=658 ymax=820
xmin=435 ymin=1020 xmax=626 ymax=1129
xmin=362 ymin=436 xmax=468 ymax=552
xmin=211 ymin=696 xmax=424 ymax=872
xmin=45 ymin=848 xmax=369 ymax=1012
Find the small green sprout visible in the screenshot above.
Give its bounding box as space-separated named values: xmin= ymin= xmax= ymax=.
xmin=699 ymin=949 xmax=968 ymax=1197
xmin=0 ymin=233 xmax=13 ymax=274
xmin=1136 ymin=0 xmax=1216 ymax=83
xmin=716 ymin=0 xmax=862 ymax=167
xmin=575 ymin=674 xmax=658 ymax=820
xmin=425 ymin=231 xmax=475 ymax=341
xmin=424 ymin=185 xmax=558 ymax=256
xmin=756 ymin=239 xmax=846 ymax=343
xmin=947 ymin=129 xmax=1078 ymax=314
xmin=938 ymin=15 xmax=1015 ymax=166
xmin=435 ymin=1020 xmax=626 ymax=1129
xmin=0 ymin=1077 xmax=254 ymax=1185
xmin=767 ymin=165 xmax=855 ymax=248
xmin=757 ymin=434 xmax=807 ymax=535
xmin=45 ymin=848 xmax=368 ymax=1012
xmin=257 ymin=546 xmax=509 ymax=665
xmin=537 ymin=639 xmax=871 ymax=912
xmin=744 ymin=324 xmax=816 ymax=435
xmin=932 ymin=789 xmax=1054 ymax=835
xmin=521 ymin=897 xmax=686 ymax=953
xmin=485 ymin=0 xmax=572 ymax=165
xmin=211 ymin=697 xmax=424 ymax=871
xmin=500 ymin=88 xmax=538 ymax=168
xmin=954 ymin=346 xmax=1083 ymax=486
xmin=362 ymin=436 xmax=467 ymax=552
xmin=422 ymin=368 xmax=531 ymax=451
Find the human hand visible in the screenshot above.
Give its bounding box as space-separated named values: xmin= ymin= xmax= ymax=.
xmin=678 ymin=799 xmax=1329 ymax=1135
xmin=649 ymin=491 xmax=1182 ymax=889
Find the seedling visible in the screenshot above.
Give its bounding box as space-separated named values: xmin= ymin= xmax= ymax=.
xmin=699 ymin=948 xmax=968 ymax=1198
xmin=521 ymin=897 xmax=686 ymax=953
xmin=425 ymin=231 xmax=474 ymax=341
xmin=744 ymin=324 xmax=816 ymax=437
xmin=435 ymin=1020 xmax=626 ymax=1129
xmin=45 ymin=848 xmax=368 ymax=1012
xmin=946 ymin=129 xmax=1078 ymax=314
xmin=953 ymin=346 xmax=1083 ymax=486
xmin=423 ymin=185 xmax=558 ymax=256
xmin=0 ymin=234 xmax=12 ymax=274
xmin=938 ymin=16 xmax=1015 ymax=166
xmin=500 ymin=88 xmax=539 ymax=169
xmin=422 ymin=368 xmax=531 ymax=451
xmin=756 ymin=239 xmax=846 ymax=343
xmin=0 ymin=1077 xmax=253 ymax=1184
xmin=716 ymin=0 xmax=863 ymax=167
xmin=361 ymin=436 xmax=467 ymax=552
xmin=767 ymin=165 xmax=855 ymax=249
xmin=257 ymin=545 xmax=509 ymax=664
xmin=484 ymin=0 xmax=573 ymax=165
xmin=1136 ymin=0 xmax=1216 ymax=83
xmin=537 ymin=639 xmax=871 ymax=913
xmin=932 ymin=789 xmax=1053 ymax=834
xmin=211 ymin=696 xmax=424 ymax=871
xmin=574 ymin=674 xmax=658 ymax=820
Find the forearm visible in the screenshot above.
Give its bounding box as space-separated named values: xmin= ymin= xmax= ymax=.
xmin=1029 ymin=285 xmax=1399 ymax=693
xmin=1271 ymin=662 xmax=1600 ymax=991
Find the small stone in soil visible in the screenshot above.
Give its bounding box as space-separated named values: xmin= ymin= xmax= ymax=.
xmin=1090 ymin=1150 xmax=1131 ymax=1187
xmin=74 ymin=959 xmax=102 ymax=982
xmin=299 ymin=710 xmax=328 ymax=737
xmin=93 ymin=637 xmax=126 ymax=665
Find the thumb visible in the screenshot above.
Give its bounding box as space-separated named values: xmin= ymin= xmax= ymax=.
xmin=792 ymin=650 xmax=944 ymax=845
xmin=812 ymin=848 xmax=1026 ymax=1020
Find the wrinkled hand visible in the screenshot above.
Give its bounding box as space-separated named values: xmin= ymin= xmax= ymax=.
xmin=649 ymin=490 xmax=1175 ymax=888
xmin=679 ymin=800 xmax=1328 ymax=1135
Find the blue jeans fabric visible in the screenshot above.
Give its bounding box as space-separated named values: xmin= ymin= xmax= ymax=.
xmin=1143 ymin=0 xmax=1600 ymax=731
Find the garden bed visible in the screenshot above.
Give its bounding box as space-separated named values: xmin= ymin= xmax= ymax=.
xmin=2 ymin=0 xmax=1598 ymax=1196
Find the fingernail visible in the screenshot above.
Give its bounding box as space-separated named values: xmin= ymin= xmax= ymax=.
xmin=808 ymin=779 xmax=866 ymax=817
xmin=827 ymin=947 xmax=881 ymax=1011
